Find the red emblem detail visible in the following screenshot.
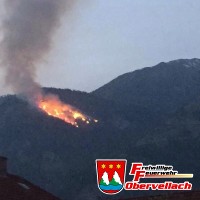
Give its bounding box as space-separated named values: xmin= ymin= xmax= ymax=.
xmin=96 ymin=159 xmax=127 ymax=195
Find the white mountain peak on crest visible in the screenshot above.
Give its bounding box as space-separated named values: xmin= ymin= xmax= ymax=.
xmin=102 ymin=171 xmax=109 ymax=185
xmin=113 ymin=171 xmax=122 ymax=185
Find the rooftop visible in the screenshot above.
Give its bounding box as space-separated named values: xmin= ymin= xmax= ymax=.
xmin=0 ymin=174 xmax=60 ymax=200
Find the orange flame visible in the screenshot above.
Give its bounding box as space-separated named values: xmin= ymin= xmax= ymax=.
xmin=37 ymin=95 xmax=98 ymax=127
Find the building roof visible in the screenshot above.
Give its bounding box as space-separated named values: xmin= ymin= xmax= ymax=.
xmin=0 ymin=156 xmax=7 ymax=161
xmin=0 ymin=174 xmax=60 ymax=200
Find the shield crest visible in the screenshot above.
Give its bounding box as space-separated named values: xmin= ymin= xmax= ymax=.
xmin=96 ymin=159 xmax=127 ymax=195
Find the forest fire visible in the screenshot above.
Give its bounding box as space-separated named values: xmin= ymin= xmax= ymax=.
xmin=37 ymin=95 xmax=98 ymax=127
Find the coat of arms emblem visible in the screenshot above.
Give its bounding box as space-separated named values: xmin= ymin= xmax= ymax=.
xmin=96 ymin=159 xmax=127 ymax=195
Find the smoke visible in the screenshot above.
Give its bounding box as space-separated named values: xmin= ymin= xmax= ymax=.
xmin=0 ymin=0 xmax=72 ymax=99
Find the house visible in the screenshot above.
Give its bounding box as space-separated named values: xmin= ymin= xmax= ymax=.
xmin=0 ymin=156 xmax=60 ymax=200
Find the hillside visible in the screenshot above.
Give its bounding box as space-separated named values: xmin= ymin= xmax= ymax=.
xmin=0 ymin=89 xmax=140 ymax=200
xmin=93 ymin=58 xmax=200 ymax=115
xmin=0 ymin=58 xmax=200 ymax=200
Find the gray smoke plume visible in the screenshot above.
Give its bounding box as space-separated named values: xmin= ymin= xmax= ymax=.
xmin=1 ymin=0 xmax=70 ymax=99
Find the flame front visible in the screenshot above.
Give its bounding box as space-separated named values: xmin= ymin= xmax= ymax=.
xmin=37 ymin=95 xmax=97 ymax=127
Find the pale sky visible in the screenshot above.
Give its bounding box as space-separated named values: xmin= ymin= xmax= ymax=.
xmin=1 ymin=0 xmax=200 ymax=95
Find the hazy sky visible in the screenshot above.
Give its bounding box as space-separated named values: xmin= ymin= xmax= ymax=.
xmin=0 ymin=0 xmax=200 ymax=94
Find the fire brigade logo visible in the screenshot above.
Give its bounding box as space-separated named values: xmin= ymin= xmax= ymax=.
xmin=96 ymin=159 xmax=127 ymax=195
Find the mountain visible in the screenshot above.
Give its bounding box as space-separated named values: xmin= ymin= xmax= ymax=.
xmin=99 ymin=171 xmax=122 ymax=192
xmin=0 ymin=89 xmax=130 ymax=200
xmin=0 ymin=58 xmax=200 ymax=200
xmin=100 ymin=172 xmax=109 ymax=185
xmin=93 ymin=58 xmax=200 ymax=115
xmin=110 ymin=172 xmax=122 ymax=186
xmin=100 ymin=171 xmax=122 ymax=187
